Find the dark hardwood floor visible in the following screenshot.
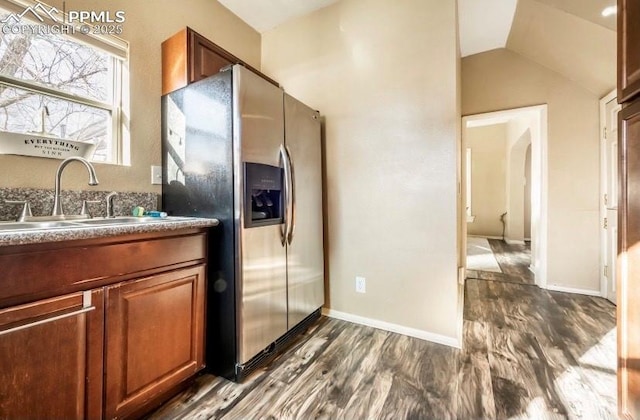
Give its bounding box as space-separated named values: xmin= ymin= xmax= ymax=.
xmin=151 ymin=241 xmax=614 ymax=418
xmin=467 ymin=239 xmax=535 ymax=285
xmin=149 ymin=274 xmax=616 ymax=419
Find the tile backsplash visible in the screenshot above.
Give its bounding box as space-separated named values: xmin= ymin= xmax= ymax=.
xmin=0 ymin=188 xmax=158 ymax=221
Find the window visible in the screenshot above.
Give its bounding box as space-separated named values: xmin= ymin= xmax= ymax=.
xmin=0 ymin=0 xmax=128 ymax=164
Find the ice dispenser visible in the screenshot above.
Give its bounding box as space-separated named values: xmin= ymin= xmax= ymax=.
xmin=244 ymin=163 xmax=283 ymax=228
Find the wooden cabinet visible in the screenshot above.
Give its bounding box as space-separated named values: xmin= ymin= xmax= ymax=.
xmin=161 ymin=27 xmax=277 ymax=95
xmin=191 ymin=32 xmax=234 ymax=85
xmin=619 ymin=0 xmax=640 ymax=102
xmin=619 ymin=1 xmax=640 ymax=418
xmin=104 ymin=266 xmax=205 ymax=420
xmin=619 ymin=99 xmax=640 ymax=419
xmin=0 ymin=290 xmax=104 ymax=420
xmin=0 ymin=228 xmax=209 ymax=420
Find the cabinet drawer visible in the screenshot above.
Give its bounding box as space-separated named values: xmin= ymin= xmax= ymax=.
xmin=0 ymin=232 xmax=206 ymax=308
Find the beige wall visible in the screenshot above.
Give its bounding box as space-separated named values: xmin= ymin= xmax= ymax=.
xmin=466 ymin=124 xmax=507 ymax=237
xmin=503 ymin=116 xmax=534 ymax=243
xmin=505 ymin=125 xmax=531 ymax=243
xmin=0 ymin=0 xmax=261 ymax=193
xmin=463 ymin=48 xmax=601 ymax=292
xmin=262 ymin=0 xmax=460 ymax=340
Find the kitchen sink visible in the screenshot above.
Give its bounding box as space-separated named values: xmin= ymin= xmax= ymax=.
xmin=0 ymin=221 xmax=81 ymax=232
xmin=0 ymin=216 xmax=193 ymax=233
xmin=72 ymin=216 xmax=192 ymax=225
xmin=72 ymin=216 xmax=161 ymax=225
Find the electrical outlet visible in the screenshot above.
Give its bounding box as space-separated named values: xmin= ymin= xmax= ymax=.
xmin=355 ymin=276 xmax=366 ymax=293
xmin=151 ymin=165 xmax=162 ymax=185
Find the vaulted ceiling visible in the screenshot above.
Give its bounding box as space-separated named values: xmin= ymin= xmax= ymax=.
xmin=533 ymin=0 xmax=616 ymax=31
xmin=458 ymin=0 xmax=518 ymax=57
xmin=507 ymin=0 xmax=616 ymax=96
xmin=219 ymin=0 xmax=617 ymax=96
xmin=458 ymin=0 xmax=616 ymax=58
xmin=217 ymin=0 xmax=339 ymax=32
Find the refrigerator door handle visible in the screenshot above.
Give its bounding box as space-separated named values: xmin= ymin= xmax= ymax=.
xmin=280 ymin=144 xmax=292 ymax=246
xmin=285 ymin=146 xmax=296 ymax=245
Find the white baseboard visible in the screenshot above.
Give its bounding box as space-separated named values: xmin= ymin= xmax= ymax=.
xmin=468 ymin=235 xmax=503 ymax=240
xmin=505 ymin=239 xmax=526 ymax=245
xmin=321 ymin=308 xmax=461 ymax=349
xmin=545 ymin=285 xmax=602 ymax=297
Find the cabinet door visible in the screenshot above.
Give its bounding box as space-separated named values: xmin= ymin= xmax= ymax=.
xmin=0 ymin=290 xmax=104 ymax=420
xmin=189 ymin=31 xmax=233 ymax=83
xmin=104 ymin=265 xmax=205 ymax=420
xmin=619 ymin=99 xmax=640 ymax=419
xmin=619 ymin=0 xmax=640 ymax=102
xmin=162 ymin=28 xmax=278 ymax=95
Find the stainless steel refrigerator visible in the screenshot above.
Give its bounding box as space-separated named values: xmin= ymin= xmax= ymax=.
xmin=161 ymin=65 xmax=324 ymax=381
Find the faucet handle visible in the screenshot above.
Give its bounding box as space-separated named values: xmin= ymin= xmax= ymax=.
xmin=80 ymin=200 xmax=101 ymax=218
xmin=105 ymin=192 xmax=118 ymax=218
xmin=4 ymin=200 xmax=33 ymax=222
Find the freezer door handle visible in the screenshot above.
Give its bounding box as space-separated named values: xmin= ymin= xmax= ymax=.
xmin=286 ymin=146 xmax=296 ymax=245
xmin=280 ymin=144 xmax=293 ymax=246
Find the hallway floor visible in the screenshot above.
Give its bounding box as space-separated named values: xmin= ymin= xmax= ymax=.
xmin=468 ymin=239 xmax=535 ymax=285
xmin=463 ymin=278 xmax=616 ymax=419
xmin=150 ymin=242 xmax=617 ymax=419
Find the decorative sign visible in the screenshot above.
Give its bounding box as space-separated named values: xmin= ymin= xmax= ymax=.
xmin=0 ymin=131 xmax=96 ymax=160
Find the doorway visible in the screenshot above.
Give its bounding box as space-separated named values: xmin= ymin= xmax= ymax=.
xmin=462 ymin=105 xmax=548 ymax=287
xmin=458 ymin=106 xmax=616 ymax=418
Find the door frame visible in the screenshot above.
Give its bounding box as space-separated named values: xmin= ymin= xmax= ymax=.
xmin=600 ymin=89 xmax=621 ymax=300
xmin=462 ymin=104 xmax=549 ymax=288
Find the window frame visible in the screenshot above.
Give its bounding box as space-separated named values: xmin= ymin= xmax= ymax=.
xmin=0 ymin=0 xmax=129 ymax=164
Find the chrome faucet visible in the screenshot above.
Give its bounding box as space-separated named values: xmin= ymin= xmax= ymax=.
xmin=105 ymin=191 xmax=118 ymax=218
xmin=52 ymin=157 xmax=99 ymax=216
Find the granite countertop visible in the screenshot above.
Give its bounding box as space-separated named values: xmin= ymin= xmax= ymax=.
xmin=0 ymin=217 xmax=219 ymax=247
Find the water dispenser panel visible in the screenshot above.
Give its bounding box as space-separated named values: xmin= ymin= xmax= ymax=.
xmin=244 ymin=162 xmax=283 ymax=228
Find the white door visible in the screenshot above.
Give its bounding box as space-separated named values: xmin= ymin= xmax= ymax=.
xmin=601 ymin=94 xmax=621 ymax=304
